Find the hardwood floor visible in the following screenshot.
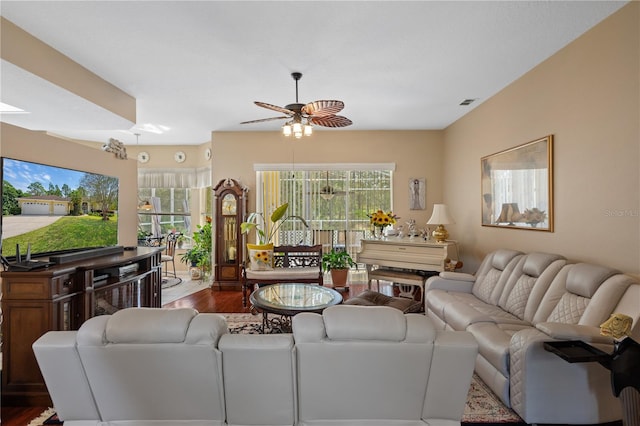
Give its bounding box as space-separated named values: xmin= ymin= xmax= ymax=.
xmin=2 ymin=280 xmax=398 ymax=425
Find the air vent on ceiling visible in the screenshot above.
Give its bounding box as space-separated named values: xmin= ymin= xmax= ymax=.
xmin=459 ymin=98 xmax=477 ymax=106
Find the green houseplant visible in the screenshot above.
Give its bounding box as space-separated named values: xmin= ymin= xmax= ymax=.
xmin=241 ymin=203 xmax=308 ymax=245
xmin=180 ymin=216 xmax=212 ymax=278
xmin=322 ymin=249 xmax=357 ymax=288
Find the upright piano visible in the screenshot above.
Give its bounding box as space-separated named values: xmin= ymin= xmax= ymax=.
xmin=356 ymin=238 xmax=458 ymax=298
xmin=357 ymin=237 xmax=458 ymax=273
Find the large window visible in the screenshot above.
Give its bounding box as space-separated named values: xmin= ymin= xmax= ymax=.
xmin=137 ymin=187 xmax=191 ymax=236
xmin=255 ymin=163 xmax=395 ymax=257
xmin=137 ymin=166 xmax=212 ymax=241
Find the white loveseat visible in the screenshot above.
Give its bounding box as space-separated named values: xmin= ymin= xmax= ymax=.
xmin=425 ymin=249 xmax=640 ymax=425
xmin=33 ymin=305 xmax=478 ymax=426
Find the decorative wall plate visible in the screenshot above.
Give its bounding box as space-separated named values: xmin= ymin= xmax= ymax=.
xmin=205 ymin=147 xmax=212 ymax=160
xmin=174 ymin=151 xmax=186 ymax=163
xmin=137 ymin=151 xmax=150 ymax=163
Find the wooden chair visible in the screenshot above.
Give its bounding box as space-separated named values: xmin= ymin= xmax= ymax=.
xmin=161 ymin=233 xmax=180 ymax=278
xmin=241 ymin=244 xmax=323 ymax=307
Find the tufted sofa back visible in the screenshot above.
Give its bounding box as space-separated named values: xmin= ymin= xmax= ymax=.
xmin=534 ymin=263 xmax=636 ymax=328
xmin=496 ymin=252 xmax=566 ymax=322
xmin=471 ymin=249 xmax=523 ymax=304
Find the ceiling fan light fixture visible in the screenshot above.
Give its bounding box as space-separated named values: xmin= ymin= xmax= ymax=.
xmin=292 ymin=121 xmax=303 ymax=138
xmin=282 ymin=123 xmax=292 ymax=137
xmin=304 ymin=122 xmax=313 ymax=136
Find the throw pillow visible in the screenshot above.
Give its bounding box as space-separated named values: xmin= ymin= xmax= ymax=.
xmin=247 ymin=243 xmax=274 ymax=271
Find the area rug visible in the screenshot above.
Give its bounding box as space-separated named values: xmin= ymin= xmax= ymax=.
xmin=28 ymin=313 xmax=524 ymax=425
xmin=27 ymin=408 xmax=59 ymax=425
xmin=160 ymin=276 xmax=183 ymax=289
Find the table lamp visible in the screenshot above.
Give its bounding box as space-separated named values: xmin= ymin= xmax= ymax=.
xmin=427 ymin=204 xmax=455 ymax=242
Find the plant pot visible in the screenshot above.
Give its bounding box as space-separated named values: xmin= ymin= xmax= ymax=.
xmin=330 ymin=268 xmax=349 ymax=288
xmin=190 ymin=265 xmax=202 ymax=280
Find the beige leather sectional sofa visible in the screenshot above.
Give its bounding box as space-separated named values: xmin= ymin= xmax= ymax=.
xmin=33 ymin=305 xmax=478 ymax=426
xmin=425 ymin=249 xmax=640 ymax=425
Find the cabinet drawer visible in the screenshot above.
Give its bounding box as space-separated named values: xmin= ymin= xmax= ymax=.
xmin=52 ymin=274 xmax=75 ymax=297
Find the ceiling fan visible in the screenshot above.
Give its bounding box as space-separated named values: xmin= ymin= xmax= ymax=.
xmin=319 ymin=171 xmax=346 ymax=200
xmin=240 ymin=72 xmax=352 ymax=138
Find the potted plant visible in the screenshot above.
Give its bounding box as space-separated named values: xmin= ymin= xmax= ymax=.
xmin=180 ymin=217 xmax=212 ymax=279
xmin=241 ymin=203 xmax=309 ymax=272
xmin=241 ymin=202 xmax=308 ymax=245
xmin=322 ymin=248 xmax=357 ymax=288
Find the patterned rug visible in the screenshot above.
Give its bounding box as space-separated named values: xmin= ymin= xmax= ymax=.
xmin=29 ymin=313 xmax=524 ymax=425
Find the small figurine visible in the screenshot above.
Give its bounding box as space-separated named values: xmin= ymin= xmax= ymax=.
xmin=406 ymin=219 xmax=418 ymax=237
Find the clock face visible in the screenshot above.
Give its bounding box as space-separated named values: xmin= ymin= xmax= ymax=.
xmin=174 ymin=151 xmax=186 ymax=163
xmin=222 ymin=194 xmax=236 ymax=215
xmin=137 ymin=151 xmax=150 ymax=163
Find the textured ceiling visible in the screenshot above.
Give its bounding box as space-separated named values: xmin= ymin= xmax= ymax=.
xmin=0 ymin=1 xmax=628 ymax=145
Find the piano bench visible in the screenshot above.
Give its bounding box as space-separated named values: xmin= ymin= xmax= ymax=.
xmin=367 ymin=268 xmax=427 ymax=302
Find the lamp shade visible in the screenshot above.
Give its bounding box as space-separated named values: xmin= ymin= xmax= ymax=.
xmin=427 ymin=204 xmax=455 ymax=225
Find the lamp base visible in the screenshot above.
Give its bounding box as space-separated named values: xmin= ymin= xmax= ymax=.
xmin=432 ymin=225 xmax=449 ymax=243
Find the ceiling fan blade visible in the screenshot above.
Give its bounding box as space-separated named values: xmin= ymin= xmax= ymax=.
xmin=255 ymin=101 xmax=295 ymax=116
xmin=302 ymin=100 xmax=344 ymax=117
xmin=240 ymin=116 xmax=289 ymax=125
xmin=310 ymin=115 xmax=353 ymax=128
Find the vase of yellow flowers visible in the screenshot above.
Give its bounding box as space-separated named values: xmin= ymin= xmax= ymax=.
xmin=367 ymin=209 xmax=399 ymax=239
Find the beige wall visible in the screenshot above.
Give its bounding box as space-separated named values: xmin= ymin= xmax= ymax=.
xmin=0 ymin=123 xmax=139 ymax=247
xmin=443 ymin=3 xmax=639 ymax=275
xmin=211 ymin=130 xmax=445 ymax=226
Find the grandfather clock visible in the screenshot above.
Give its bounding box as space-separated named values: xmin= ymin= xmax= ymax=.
xmin=213 ymin=178 xmax=247 ymax=287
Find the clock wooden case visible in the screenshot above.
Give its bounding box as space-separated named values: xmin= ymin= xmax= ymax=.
xmin=213 ymin=178 xmax=247 ymax=287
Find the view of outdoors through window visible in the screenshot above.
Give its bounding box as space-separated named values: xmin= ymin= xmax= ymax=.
xmin=138 ymin=169 xmax=391 ymax=258
xmin=138 ymin=187 xmax=191 ymax=236
xmin=257 ymin=169 xmax=393 ymax=258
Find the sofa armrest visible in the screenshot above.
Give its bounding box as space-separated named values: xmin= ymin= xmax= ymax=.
xmin=422 ymin=330 xmax=478 ymax=421
xmin=33 ymin=331 xmax=101 ymax=422
xmin=535 ymin=322 xmax=615 ymax=345
xmin=509 ymin=328 xmax=620 ymax=424
xmin=425 ymin=273 xmax=475 ymax=293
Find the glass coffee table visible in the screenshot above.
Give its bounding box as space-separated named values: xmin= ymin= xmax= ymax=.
xmin=249 ymin=283 xmax=343 ymax=333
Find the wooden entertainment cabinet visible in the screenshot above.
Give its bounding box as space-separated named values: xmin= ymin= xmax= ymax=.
xmin=0 ymin=246 xmax=162 ymax=406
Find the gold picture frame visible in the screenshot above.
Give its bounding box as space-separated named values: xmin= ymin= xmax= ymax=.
xmin=481 ymin=135 xmax=554 ymax=231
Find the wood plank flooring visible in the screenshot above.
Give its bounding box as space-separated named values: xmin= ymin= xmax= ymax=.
xmin=2 ymin=280 xmax=399 ymax=426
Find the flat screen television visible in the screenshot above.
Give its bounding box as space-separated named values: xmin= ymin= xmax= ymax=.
xmin=1 ymin=157 xmax=119 ymax=261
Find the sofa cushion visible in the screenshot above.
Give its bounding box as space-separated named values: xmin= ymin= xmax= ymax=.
xmin=522 ymin=252 xmax=564 ymax=278
xmin=566 ymin=263 xmax=619 ymax=298
xmin=105 ymin=307 xmax=198 ymax=343
xmin=323 ymin=305 xmax=409 ymax=341
xmin=245 ymin=266 xmax=320 ymax=280
xmin=247 ymin=243 xmax=274 ymax=271
xmin=472 ymin=249 xmax=522 ymax=304
xmin=497 ymin=253 xmax=566 ymax=323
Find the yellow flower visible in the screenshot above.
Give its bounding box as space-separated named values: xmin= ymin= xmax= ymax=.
xmin=254 ymin=251 xmax=270 ymax=263
xmin=367 ymin=210 xmax=399 ymax=228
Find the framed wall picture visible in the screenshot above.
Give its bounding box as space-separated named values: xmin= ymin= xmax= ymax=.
xmin=409 ymin=178 xmax=426 ymax=210
xmin=481 ymin=135 xmax=554 ymax=231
